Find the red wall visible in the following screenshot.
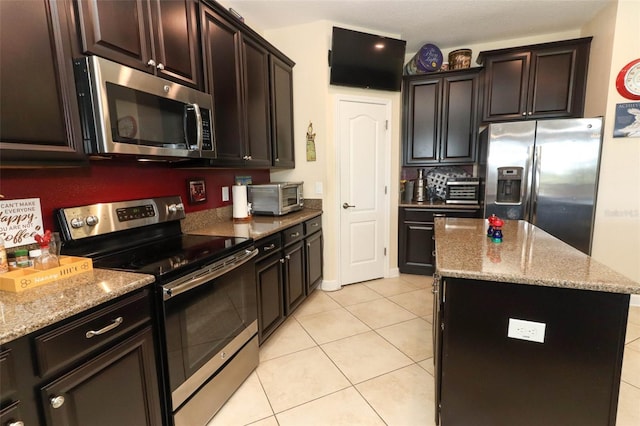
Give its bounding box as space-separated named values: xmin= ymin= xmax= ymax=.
xmin=0 ymin=160 xmax=270 ymax=231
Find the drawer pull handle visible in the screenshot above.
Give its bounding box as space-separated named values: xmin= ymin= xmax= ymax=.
xmin=433 ymin=214 xmax=446 ymax=217
xmin=85 ymin=316 xmax=123 ymax=339
xmin=311 ymin=222 xmax=319 ymax=227
xmin=50 ymin=395 xmax=65 ymax=409
xmin=263 ymin=243 xmax=276 ymax=251
xmin=285 ymin=255 xmax=291 ymax=260
xmin=290 ymin=232 xmax=300 ymax=238
xmin=9 ymin=421 xmax=25 ymax=426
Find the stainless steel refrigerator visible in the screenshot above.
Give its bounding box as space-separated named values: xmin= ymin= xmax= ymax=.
xmin=480 ymin=118 xmax=603 ymax=254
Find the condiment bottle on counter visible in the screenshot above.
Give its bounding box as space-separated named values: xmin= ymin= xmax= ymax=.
xmin=15 ymin=249 xmax=30 ymax=268
xmin=0 ymin=241 xmax=8 ymax=273
xmin=487 ymin=214 xmax=498 ymax=237
xmin=34 ymin=230 xmax=60 ymax=270
xmin=491 ymin=218 xmax=504 ymax=243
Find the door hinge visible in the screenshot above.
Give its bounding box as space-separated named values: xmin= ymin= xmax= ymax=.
xmin=384 ymin=247 xmax=387 ymax=256
xmin=385 ymin=120 xmax=388 ymax=130
xmin=384 ymin=186 xmax=388 ymax=195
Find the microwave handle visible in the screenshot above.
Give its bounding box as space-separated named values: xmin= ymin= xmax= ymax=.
xmin=184 ymin=103 xmax=203 ymax=151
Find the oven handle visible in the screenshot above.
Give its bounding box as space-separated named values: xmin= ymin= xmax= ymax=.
xmin=162 ymin=248 xmax=258 ymax=300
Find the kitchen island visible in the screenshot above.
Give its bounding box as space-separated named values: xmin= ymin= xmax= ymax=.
xmin=433 ymin=218 xmax=640 ymax=426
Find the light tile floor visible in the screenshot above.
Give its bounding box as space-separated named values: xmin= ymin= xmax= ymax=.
xmin=208 ymin=274 xmax=640 ymax=426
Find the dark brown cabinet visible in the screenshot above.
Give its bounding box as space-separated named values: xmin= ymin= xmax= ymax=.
xmin=200 ymin=5 xmax=272 ymax=167
xmin=255 ymin=215 xmax=323 ymax=344
xmin=0 ymin=0 xmax=86 ymax=165
xmin=255 ymin=234 xmax=286 ymax=344
xmin=403 ymin=68 xmax=481 ymax=166
xmin=398 ymin=207 xmax=481 ymax=275
xmin=0 ymin=289 xmax=162 ymax=425
xmin=270 ymin=55 xmax=296 ymax=168
xmin=75 ymin=0 xmax=202 ymax=88
xmin=478 ymin=37 xmax=591 ymax=122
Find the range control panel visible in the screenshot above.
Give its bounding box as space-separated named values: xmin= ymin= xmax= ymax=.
xmin=56 ymin=196 xmax=185 ymax=241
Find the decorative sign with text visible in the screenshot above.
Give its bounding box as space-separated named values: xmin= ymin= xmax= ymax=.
xmin=0 ymin=198 xmax=44 ymax=248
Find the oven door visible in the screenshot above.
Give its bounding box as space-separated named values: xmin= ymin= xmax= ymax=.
xmin=161 ymin=248 xmax=258 ymax=410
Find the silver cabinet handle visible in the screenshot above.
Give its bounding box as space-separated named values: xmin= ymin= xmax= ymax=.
xmin=85 ymin=317 xmax=123 ymax=339
xmin=50 ymin=395 xmax=65 ymax=409
xmin=285 ymin=255 xmax=291 ymax=260
xmin=342 ymin=203 xmax=355 ymax=209
xmin=9 ymin=421 xmax=25 ymax=426
xmin=280 ymin=258 xmax=285 ymax=263
xmin=156 ymin=62 xmax=165 ymax=70
xmin=147 ymin=59 xmax=156 ymax=67
xmin=433 ymin=213 xmax=446 ymax=217
xmin=263 ymin=243 xmax=276 ymax=251
xmin=290 ymin=232 xmax=300 ymax=238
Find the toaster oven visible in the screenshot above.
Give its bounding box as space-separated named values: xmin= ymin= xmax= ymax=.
xmin=445 ymin=177 xmax=480 ymax=204
xmin=248 ymin=182 xmax=304 ymax=216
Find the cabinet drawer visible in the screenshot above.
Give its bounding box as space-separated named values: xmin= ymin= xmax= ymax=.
xmin=403 ymin=208 xmax=481 ymax=222
xmin=282 ymin=224 xmax=304 ymax=246
xmin=256 ymin=234 xmax=282 ymax=261
xmin=35 ymin=289 xmax=151 ymax=377
xmin=0 ymin=349 xmax=17 ymax=405
xmin=304 ymin=216 xmax=322 ymax=235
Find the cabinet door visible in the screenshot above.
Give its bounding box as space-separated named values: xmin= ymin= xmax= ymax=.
xmin=481 ymin=51 xmax=530 ymax=122
xmin=242 ymin=36 xmax=272 ymax=167
xmin=76 ymin=0 xmax=153 ymax=72
xmin=404 ymin=78 xmax=441 ymax=165
xmin=399 ymin=221 xmax=435 ymax=275
xmin=201 ymin=6 xmax=244 ymax=165
xmin=305 ymin=231 xmax=323 ymax=293
xmin=40 ymin=326 xmax=162 ymax=426
xmin=527 ymin=44 xmax=588 ymax=119
xmin=284 ymin=242 xmax=305 ymax=314
xmin=256 ymin=253 xmax=285 ymax=344
xmin=151 ymin=0 xmax=202 ymax=88
xmin=440 ymin=71 xmax=480 ymax=163
xmin=270 ymin=55 xmax=295 ymax=168
xmin=0 ymin=0 xmax=85 ymax=165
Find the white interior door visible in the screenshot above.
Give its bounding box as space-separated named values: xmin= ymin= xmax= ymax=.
xmin=337 ymin=97 xmax=388 ymax=285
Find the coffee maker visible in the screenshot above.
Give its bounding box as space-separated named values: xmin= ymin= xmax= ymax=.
xmin=413 ymin=169 xmax=427 ymax=202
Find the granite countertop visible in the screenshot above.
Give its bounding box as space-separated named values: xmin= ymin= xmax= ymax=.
xmin=399 ymin=201 xmax=481 ymax=209
xmin=0 ymin=269 xmax=155 ymax=345
xmin=435 ymin=218 xmax=640 ymax=295
xmin=188 ymin=208 xmax=322 ymax=240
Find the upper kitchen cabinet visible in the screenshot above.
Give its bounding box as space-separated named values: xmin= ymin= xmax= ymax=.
xmin=75 ymin=0 xmax=202 ymax=88
xmin=200 ymin=1 xmax=295 ymax=169
xmin=478 ymin=37 xmax=591 ymax=122
xmin=270 ymin=55 xmax=295 ymax=169
xmin=403 ymin=68 xmax=481 ymax=166
xmin=0 ymin=0 xmax=86 ymax=166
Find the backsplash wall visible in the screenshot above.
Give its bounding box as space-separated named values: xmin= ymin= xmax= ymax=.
xmin=0 ymin=161 xmax=270 ymax=231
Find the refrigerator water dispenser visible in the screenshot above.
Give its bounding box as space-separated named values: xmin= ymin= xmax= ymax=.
xmin=496 ymin=167 xmax=523 ymax=204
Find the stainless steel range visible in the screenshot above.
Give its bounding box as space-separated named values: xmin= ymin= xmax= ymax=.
xmin=56 ymin=196 xmax=259 ymax=426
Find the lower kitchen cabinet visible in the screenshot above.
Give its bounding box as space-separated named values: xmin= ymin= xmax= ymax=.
xmin=255 ymin=215 xmax=323 ymax=344
xmin=0 ymin=288 xmax=163 ymax=425
xmin=398 ymin=207 xmax=481 ymax=275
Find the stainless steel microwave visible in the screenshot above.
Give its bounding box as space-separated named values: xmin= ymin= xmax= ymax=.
xmin=73 ymin=56 xmax=215 ymax=160
xmin=248 ymin=182 xmax=304 ymax=216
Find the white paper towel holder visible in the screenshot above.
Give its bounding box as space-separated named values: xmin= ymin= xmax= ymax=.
xmin=232 ymin=184 xmax=252 ymax=223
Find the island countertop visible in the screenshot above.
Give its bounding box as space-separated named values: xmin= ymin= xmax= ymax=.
xmin=434 ymin=218 xmax=640 ymax=295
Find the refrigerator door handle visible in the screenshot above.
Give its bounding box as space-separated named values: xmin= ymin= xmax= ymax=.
xmin=530 ymin=146 xmax=543 ymax=224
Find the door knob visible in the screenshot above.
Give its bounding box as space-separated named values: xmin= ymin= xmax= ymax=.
xmin=342 ymin=203 xmax=355 ymax=209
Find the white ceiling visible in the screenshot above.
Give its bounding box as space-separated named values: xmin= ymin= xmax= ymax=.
xmin=219 ymin=0 xmax=612 ymax=53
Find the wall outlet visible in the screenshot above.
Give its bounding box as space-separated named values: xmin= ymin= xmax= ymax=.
xmin=222 ymin=186 xmax=229 ymax=202
xmin=507 ymin=318 xmax=546 ymax=343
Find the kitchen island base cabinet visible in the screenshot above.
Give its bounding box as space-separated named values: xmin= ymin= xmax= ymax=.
xmin=436 ymin=277 xmax=629 ymax=426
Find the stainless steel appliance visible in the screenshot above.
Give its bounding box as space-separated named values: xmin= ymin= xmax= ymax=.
xmin=479 ymin=118 xmax=603 ymax=254
xmin=57 ymin=196 xmax=258 ymax=426
xmin=248 ymin=182 xmax=304 ymax=216
xmin=73 ymin=56 xmax=215 ymax=160
xmin=413 ymin=169 xmax=427 ymax=202
xmin=445 ymin=177 xmax=480 ymax=204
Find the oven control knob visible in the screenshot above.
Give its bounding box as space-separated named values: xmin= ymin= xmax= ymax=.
xmin=85 ymin=215 xmax=99 ymax=226
xmin=168 ymin=203 xmax=184 ymax=214
xmin=70 ymin=217 xmax=84 ymax=228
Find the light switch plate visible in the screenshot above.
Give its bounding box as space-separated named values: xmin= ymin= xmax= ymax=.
xmin=315 ymin=182 xmax=323 ymax=194
xmin=222 ymin=186 xmax=229 ymax=202
xmin=507 ymin=318 xmax=546 ymax=343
